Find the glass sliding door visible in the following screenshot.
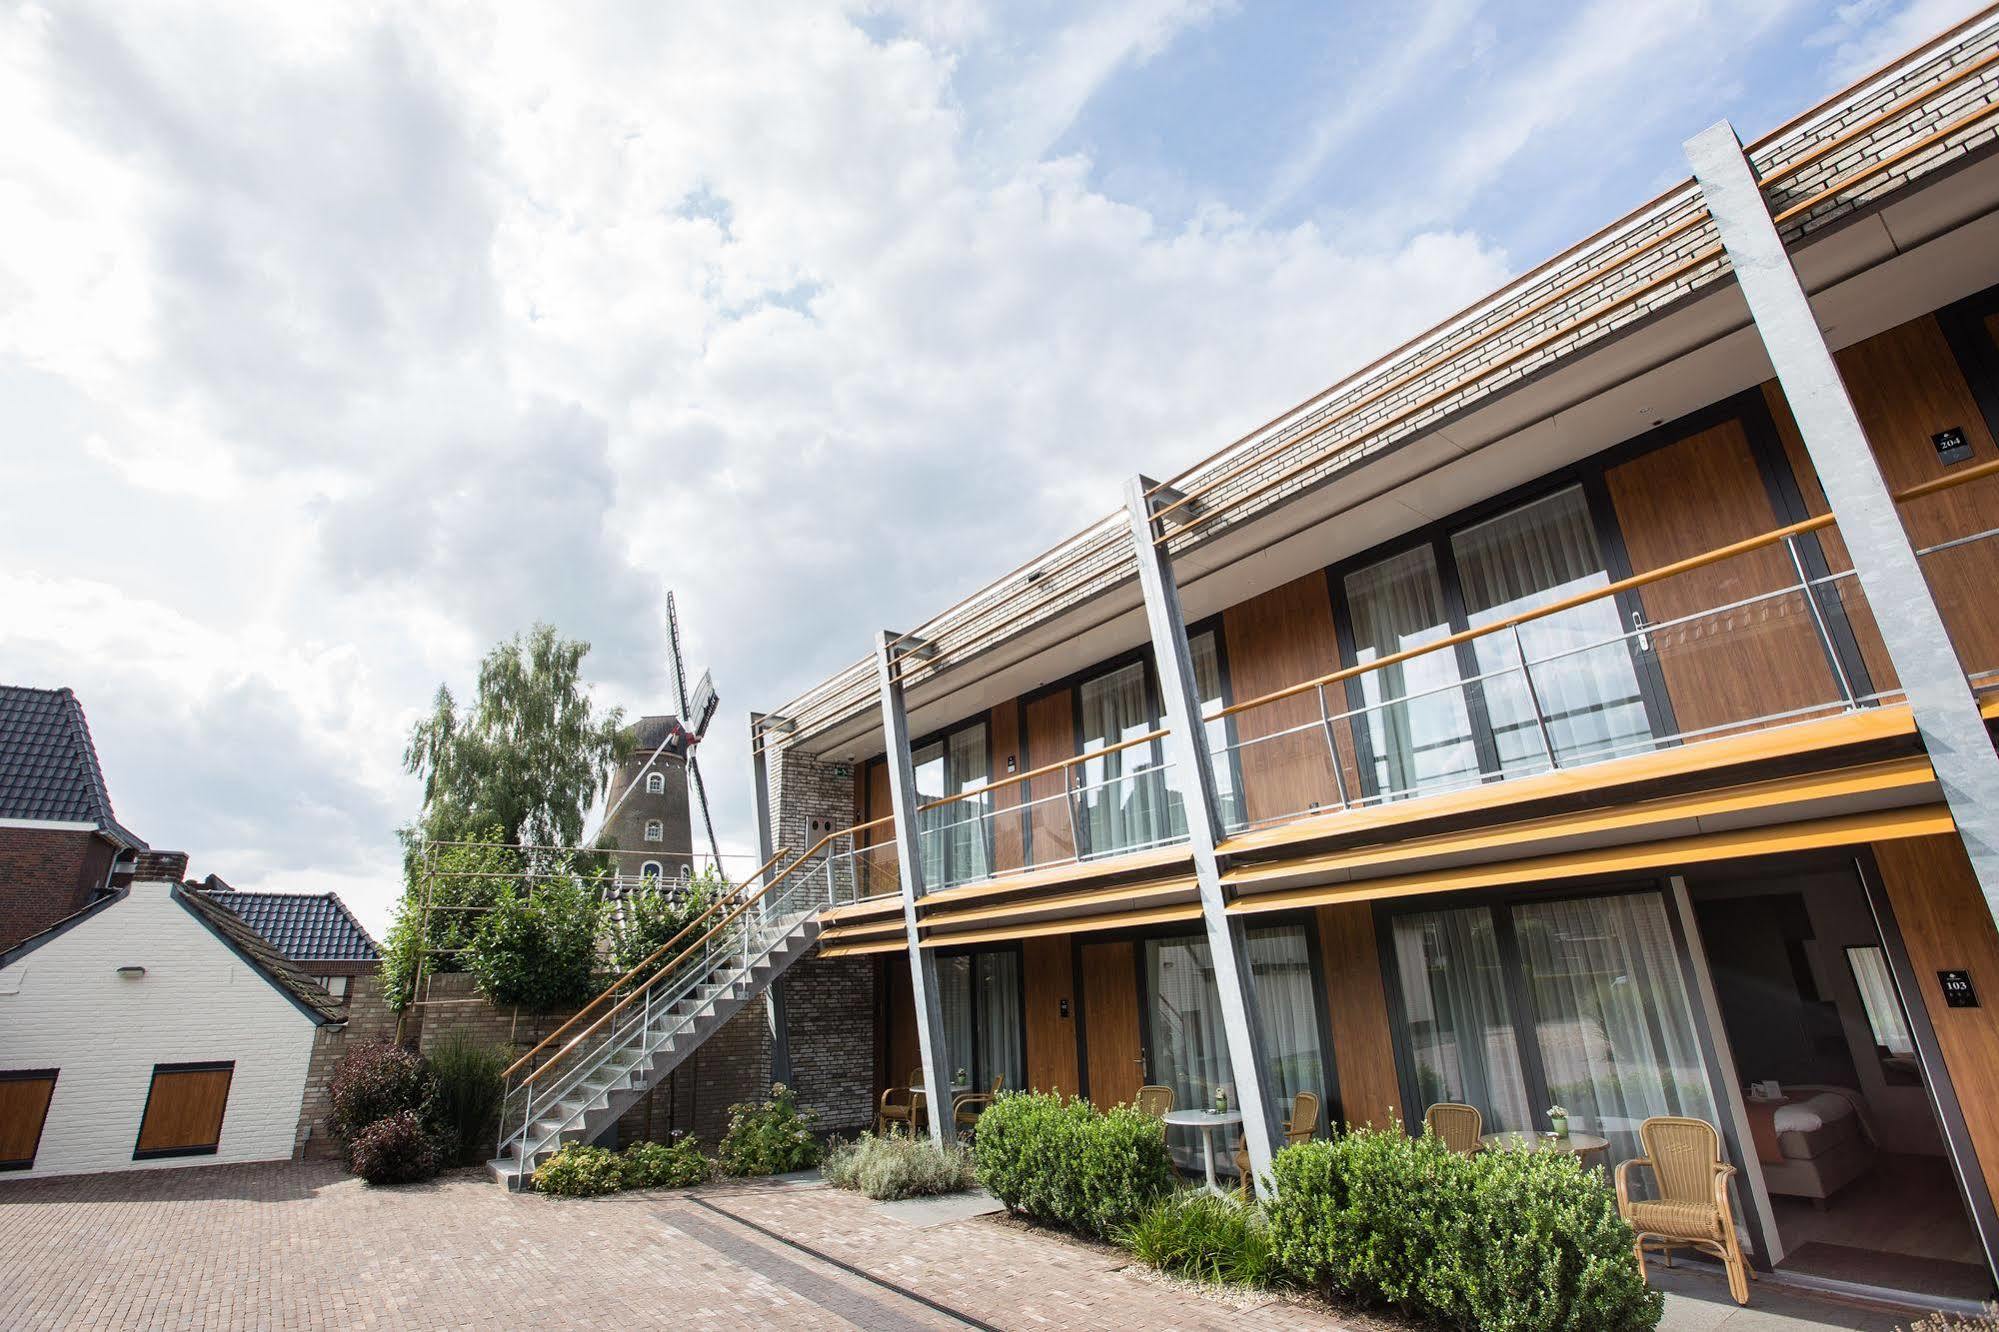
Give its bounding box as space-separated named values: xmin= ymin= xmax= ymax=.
xmin=1344 ymin=546 xmax=1480 ymax=801
xmin=910 ymin=722 xmax=992 ymax=889
xmin=1143 ymin=924 xmax=1329 ymax=1172
xmin=1451 ymin=486 xmax=1652 ymax=773
xmin=1386 ymin=887 xmax=1721 ymax=1174
xmin=1167 ymin=631 xmax=1241 ymax=836
xmin=930 ymin=947 xmax=1023 ymax=1093
xmin=1513 ymin=892 xmax=1717 ymax=1167
xmin=1080 ymin=660 xmax=1170 ymax=858
xmin=1390 ymin=906 xmax=1534 ymax=1131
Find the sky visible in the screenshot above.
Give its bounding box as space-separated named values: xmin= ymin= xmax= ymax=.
xmin=0 ymin=0 xmax=1980 ymax=937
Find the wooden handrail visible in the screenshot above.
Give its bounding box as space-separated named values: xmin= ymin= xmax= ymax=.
xmin=502 ymin=848 xmax=791 ymax=1082
xmin=1773 ymin=97 xmax=1999 ymax=226
xmin=1212 ymin=454 xmax=1999 ymax=723
xmin=513 ymin=830 xmax=861 ymax=1091
xmin=1757 ymin=47 xmax=1999 ymax=190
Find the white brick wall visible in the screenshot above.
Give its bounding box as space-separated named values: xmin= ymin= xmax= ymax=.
xmin=0 ymin=881 xmax=322 ymax=1177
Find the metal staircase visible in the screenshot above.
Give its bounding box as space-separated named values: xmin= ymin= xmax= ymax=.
xmin=488 ymin=848 xmax=830 ymax=1190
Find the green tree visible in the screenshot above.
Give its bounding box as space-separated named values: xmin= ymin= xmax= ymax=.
xmin=405 ymin=623 xmax=629 ymax=849
xmin=606 ymin=867 xmax=730 ymax=978
xmin=466 ymin=874 xmax=605 ymax=1013
xmin=383 ymin=625 xmax=629 ymax=1010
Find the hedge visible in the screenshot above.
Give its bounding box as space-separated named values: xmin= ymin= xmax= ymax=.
xmin=972 ymin=1092 xmax=1175 ymax=1240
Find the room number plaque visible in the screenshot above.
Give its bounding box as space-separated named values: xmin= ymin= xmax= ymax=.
xmin=1939 ymin=969 xmax=1979 ymax=1008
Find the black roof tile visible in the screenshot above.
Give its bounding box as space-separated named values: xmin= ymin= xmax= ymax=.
xmin=0 ymin=685 xmax=143 ymax=845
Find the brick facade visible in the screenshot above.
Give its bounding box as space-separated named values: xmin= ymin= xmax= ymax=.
xmin=0 ymin=826 xmax=115 ymax=951
xmin=780 ymin=953 xmax=876 ymax=1136
xmin=293 ymin=970 xmax=399 ymax=1160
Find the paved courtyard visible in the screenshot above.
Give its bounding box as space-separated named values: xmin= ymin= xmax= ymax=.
xmin=0 ymin=1160 xmax=1945 ymax=1330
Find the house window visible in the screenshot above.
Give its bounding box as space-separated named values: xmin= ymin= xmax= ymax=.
xmin=134 ymin=1062 xmax=234 ymax=1160
xmin=644 ymin=819 xmax=663 ymax=843
xmin=313 ymin=975 xmax=350 ymax=1001
xmin=645 ymin=771 xmax=665 ymax=795
xmin=1075 ymin=630 xmax=1230 ymax=857
xmin=640 ymin=860 xmax=664 ymax=883
xmin=934 ymin=947 xmax=1025 ymax=1091
xmin=0 ymin=1069 xmax=59 ymax=1171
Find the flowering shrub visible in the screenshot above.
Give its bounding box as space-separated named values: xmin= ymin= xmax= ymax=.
xmin=620 ymin=1136 xmax=712 ymax=1189
xmin=533 ymin=1143 xmax=625 ymax=1197
xmin=718 ymin=1083 xmax=822 ymax=1177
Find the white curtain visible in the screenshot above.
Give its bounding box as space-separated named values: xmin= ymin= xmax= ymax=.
xmin=1345 ymin=546 xmax=1479 ymax=800
xmin=912 ymin=741 xmax=948 ymax=889
xmin=1514 ymin=892 xmax=1718 ymax=1169
xmin=948 ymin=726 xmax=991 ymax=885
xmin=1453 ymin=486 xmax=1652 ymax=772
xmin=1847 ymin=945 xmax=1916 ymax=1057
xmin=1145 ymin=926 xmax=1327 ymax=1172
xmin=977 ymin=951 xmax=1025 ymax=1089
xmin=937 ymin=954 xmax=974 ymax=1086
xmin=1081 ymin=661 xmax=1167 ymax=856
xmin=1166 ymin=631 xmax=1240 ymax=836
xmin=1391 ymin=907 xmax=1533 ymax=1132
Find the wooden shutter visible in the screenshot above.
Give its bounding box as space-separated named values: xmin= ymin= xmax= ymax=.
xmin=134 ymin=1063 xmax=233 ymax=1159
xmin=0 ymin=1070 xmax=58 ymax=1169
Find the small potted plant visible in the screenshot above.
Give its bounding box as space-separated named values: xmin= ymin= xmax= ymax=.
xmin=1546 ymin=1104 xmax=1570 ymax=1138
xmin=954 ymin=1067 xmax=968 ymax=1088
xmin=1214 ymin=1084 xmax=1229 ymax=1115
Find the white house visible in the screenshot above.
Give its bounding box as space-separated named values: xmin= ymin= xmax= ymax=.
xmin=0 ymin=878 xmax=343 ymax=1178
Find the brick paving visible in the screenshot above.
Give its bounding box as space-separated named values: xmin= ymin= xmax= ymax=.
xmin=0 ymin=1161 xmax=1338 ymax=1330
xmin=0 ymin=1160 xmax=1924 ymax=1330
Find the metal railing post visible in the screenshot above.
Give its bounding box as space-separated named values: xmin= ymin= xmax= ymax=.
xmin=1510 ymin=622 xmax=1560 ymax=770
xmin=1783 ymin=534 xmax=1858 ymax=709
xmin=1314 ymin=683 xmax=1352 ymax=810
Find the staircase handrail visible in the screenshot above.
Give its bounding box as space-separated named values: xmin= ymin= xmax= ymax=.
xmin=507 ymin=828 xmax=863 ymax=1099
xmin=503 ymin=847 xmax=792 ymax=1087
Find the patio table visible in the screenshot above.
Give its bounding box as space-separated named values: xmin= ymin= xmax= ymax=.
xmin=1480 ymin=1130 xmax=1611 ymax=1163
xmin=1162 ymin=1108 xmax=1244 ymax=1196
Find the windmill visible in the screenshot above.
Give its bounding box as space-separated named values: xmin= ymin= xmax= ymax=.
xmin=665 ymin=591 xmax=724 ymax=871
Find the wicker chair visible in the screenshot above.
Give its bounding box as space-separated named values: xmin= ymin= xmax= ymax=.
xmin=1424 ymin=1102 xmax=1483 ymax=1155
xmin=1617 ymin=1116 xmax=1754 ymax=1306
xmin=877 ymin=1083 xmax=925 ymax=1136
xmin=1233 ymin=1091 xmax=1323 ymax=1185
xmin=1135 ymin=1085 xmax=1174 ymax=1118
xmin=954 ymin=1074 xmax=1004 ymax=1136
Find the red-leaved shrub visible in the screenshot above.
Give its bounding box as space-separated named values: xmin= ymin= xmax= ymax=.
xmin=347 ymin=1111 xmax=439 ymax=1185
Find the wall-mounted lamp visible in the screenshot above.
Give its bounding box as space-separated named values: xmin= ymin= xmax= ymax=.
xmin=116 ymin=965 xmax=146 ymax=979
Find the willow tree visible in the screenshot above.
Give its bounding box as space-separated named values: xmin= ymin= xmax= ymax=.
xmin=382 ymin=624 xmax=629 ymax=1007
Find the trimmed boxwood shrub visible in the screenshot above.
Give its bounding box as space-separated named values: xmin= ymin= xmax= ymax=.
xmin=534 ymin=1143 xmax=625 ymax=1197
xmin=973 ymin=1091 xmax=1175 ymax=1240
xmin=620 ymin=1137 xmax=712 ymax=1189
xmin=329 ymin=1042 xmax=437 ymax=1145
xmin=348 ymin=1111 xmax=440 ymax=1185
xmin=1265 ymin=1128 xmax=1662 ymax=1332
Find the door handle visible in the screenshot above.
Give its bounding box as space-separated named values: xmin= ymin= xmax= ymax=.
xmin=1629 ymin=609 xmax=1651 ymax=653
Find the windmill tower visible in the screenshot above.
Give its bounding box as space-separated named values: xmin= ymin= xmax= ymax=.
xmin=597 ymin=592 xmax=724 ymax=887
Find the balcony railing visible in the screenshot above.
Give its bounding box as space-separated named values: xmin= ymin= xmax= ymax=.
xmin=856 ymin=457 xmax=1999 ymax=898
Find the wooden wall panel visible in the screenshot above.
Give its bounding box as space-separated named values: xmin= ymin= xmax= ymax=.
xmin=135 ymin=1065 xmax=232 ymax=1155
xmin=1767 ymin=315 xmax=1999 ymax=688
xmin=1080 ymin=940 xmax=1143 ymax=1108
xmin=883 ymin=957 xmax=919 ymax=1092
xmin=0 ymin=1072 xmax=56 ymax=1167
xmin=1606 ymin=417 xmax=1840 ymax=737
xmin=1023 ymin=690 xmax=1077 ymax=868
xmin=1763 ymin=381 xmax=1898 ymax=695
xmin=1870 ymin=834 xmax=1999 ymax=1211
xmin=1222 ymin=573 xmax=1361 ymax=827
xmin=1023 ymin=935 xmax=1079 ymax=1095
xmin=989 ymin=703 xmax=1024 ymax=874
xmin=1315 ymin=904 xmax=1403 ymax=1129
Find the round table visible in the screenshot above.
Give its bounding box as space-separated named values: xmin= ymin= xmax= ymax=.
xmin=1480 ymin=1130 xmax=1611 ymax=1162
xmin=1162 ymin=1108 xmax=1244 ymax=1195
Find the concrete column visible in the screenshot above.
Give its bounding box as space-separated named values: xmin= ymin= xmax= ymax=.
xmin=1686 ymin=121 xmax=1999 ymax=922
xmin=873 ymin=631 xmax=953 ymax=1146
xmin=1123 ymin=475 xmax=1280 ymax=1193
